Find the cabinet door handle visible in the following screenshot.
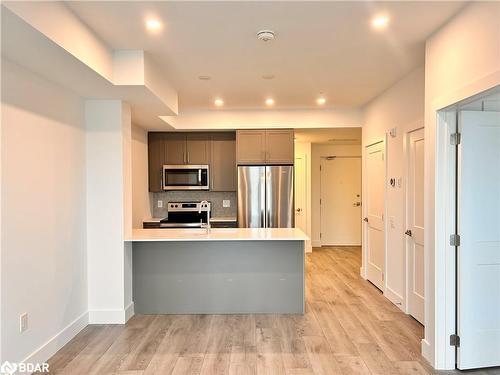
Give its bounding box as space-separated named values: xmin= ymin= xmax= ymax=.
xmin=187 ymin=151 xmax=190 ymax=163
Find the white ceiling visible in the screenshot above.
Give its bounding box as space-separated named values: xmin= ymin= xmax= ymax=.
xmin=66 ymin=1 xmax=464 ymax=111
xmin=295 ymin=127 xmax=362 ymax=145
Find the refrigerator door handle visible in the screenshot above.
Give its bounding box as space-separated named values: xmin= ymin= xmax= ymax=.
xmin=261 ymin=167 xmax=267 ymax=228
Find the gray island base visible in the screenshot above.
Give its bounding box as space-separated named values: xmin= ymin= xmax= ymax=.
xmin=131 ymin=233 xmax=305 ymax=314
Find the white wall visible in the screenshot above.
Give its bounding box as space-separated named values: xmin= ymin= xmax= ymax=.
xmin=311 ymin=144 xmax=362 ymax=247
xmin=85 ymin=100 xmax=133 ymax=324
xmin=1 ymin=59 xmax=88 ymax=363
xmin=161 ymin=108 xmax=362 ymax=131
xmin=132 ymin=125 xmax=151 ymax=228
xmin=294 ymin=142 xmax=312 ymax=252
xmin=362 ymin=66 xmax=425 ymax=309
xmin=424 ymin=2 xmax=500 ymax=368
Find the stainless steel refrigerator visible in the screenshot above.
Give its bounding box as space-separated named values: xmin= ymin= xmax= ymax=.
xmin=238 ymin=166 xmax=294 ymax=228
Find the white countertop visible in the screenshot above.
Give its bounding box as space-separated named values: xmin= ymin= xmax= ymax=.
xmin=128 ymin=228 xmax=308 ymax=242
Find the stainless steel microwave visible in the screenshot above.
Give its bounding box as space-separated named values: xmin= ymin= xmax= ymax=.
xmin=163 ymin=165 xmax=209 ymax=190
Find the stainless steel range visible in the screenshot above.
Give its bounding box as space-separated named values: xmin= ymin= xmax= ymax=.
xmin=144 ymin=201 xmax=211 ymax=228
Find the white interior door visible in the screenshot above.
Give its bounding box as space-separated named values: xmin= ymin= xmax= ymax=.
xmin=320 ymin=157 xmax=362 ymax=246
xmin=365 ymin=142 xmax=385 ymax=290
xmin=457 ymin=110 xmax=500 ymax=370
xmin=294 ymin=156 xmax=307 ymax=233
xmin=406 ymin=128 xmax=425 ymax=324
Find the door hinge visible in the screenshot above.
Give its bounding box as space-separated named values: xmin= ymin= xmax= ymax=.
xmin=450 ymin=133 xmax=461 ymax=145
xmin=450 ymin=234 xmax=461 ymax=247
xmin=320 ymin=199 xmax=322 ymax=205
xmin=382 ymin=273 xmax=384 ymax=282
xmin=450 ymin=334 xmax=460 ymax=347
xmin=320 ymin=233 xmax=322 ymax=239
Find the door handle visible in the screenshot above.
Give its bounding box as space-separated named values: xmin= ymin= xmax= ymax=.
xmin=363 ymin=217 xmax=368 ymax=222
xmin=353 ymin=202 xmax=361 ymax=207
xmin=405 ymin=229 xmax=413 ymax=237
xmin=296 ymin=208 xmax=302 ymax=212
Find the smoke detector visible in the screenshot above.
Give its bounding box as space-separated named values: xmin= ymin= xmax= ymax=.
xmin=257 ymin=30 xmax=275 ymax=42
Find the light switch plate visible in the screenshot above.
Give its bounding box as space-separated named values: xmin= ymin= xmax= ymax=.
xmin=223 ymin=200 xmax=230 ymax=208
xmin=20 ymin=313 xmax=28 ymax=332
xmin=157 ymin=200 xmax=163 ymax=208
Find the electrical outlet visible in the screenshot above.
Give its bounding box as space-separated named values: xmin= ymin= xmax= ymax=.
xmin=20 ymin=313 xmax=28 ymax=333
xmin=157 ymin=200 xmax=163 ymax=208
xmin=223 ymin=200 xmax=230 ymax=208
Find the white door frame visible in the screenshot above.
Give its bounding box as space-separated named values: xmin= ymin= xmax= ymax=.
xmin=433 ymin=84 xmax=500 ymax=369
xmin=433 ymin=108 xmax=459 ymax=369
xmin=404 ymin=124 xmax=425 ymax=319
xmin=361 ymin=136 xmax=387 ymax=290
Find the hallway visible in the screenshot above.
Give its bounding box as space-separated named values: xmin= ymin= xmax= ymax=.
xmin=40 ymin=247 xmax=497 ymax=374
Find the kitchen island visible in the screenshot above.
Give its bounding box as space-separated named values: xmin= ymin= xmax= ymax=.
xmin=127 ymin=228 xmax=307 ymax=314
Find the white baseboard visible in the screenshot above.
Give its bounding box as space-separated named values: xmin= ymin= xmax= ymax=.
xmin=125 ymin=302 xmax=135 ymax=322
xmin=89 ymin=302 xmax=135 ymax=324
xmin=383 ymin=286 xmax=405 ymax=311
xmin=21 ymin=311 xmax=88 ymax=369
xmin=311 ymin=240 xmax=321 ymax=248
xmin=305 ymin=241 xmax=313 ymax=253
xmin=421 ymin=338 xmax=432 ymax=365
xmin=360 ymin=266 xmax=367 ymax=279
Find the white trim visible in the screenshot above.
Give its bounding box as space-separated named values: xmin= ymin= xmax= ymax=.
xmin=125 ymin=301 xmax=135 ymax=322
xmin=312 ymin=240 xmax=321 ymax=248
xmin=305 ymin=244 xmax=313 ymax=253
xmin=384 ymin=286 xmax=405 ymax=311
xmin=404 ymin=124 xmax=425 ymax=316
xmin=320 ymin=243 xmax=362 ymax=247
xmin=434 ymin=110 xmax=458 ymax=369
xmin=359 ymin=266 xmax=366 ymax=279
xmin=421 ymin=338 xmax=432 ymax=362
xmin=21 ymin=311 xmax=88 ymax=368
xmin=429 ymin=72 xmax=499 ymax=371
xmin=361 ymin=137 xmax=387 ymax=291
xmin=88 ymin=302 xmax=135 ymax=324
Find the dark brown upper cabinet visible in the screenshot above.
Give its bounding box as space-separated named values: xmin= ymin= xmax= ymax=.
xmin=236 ymin=130 xmax=267 ymax=164
xmin=148 ymin=131 xmax=235 ymax=192
xmin=186 ymin=133 xmax=210 ymax=165
xmin=236 ymin=129 xmax=294 ymax=165
xmin=164 ymin=133 xmax=187 ymax=165
xmin=265 ymin=129 xmax=295 ymax=164
xmin=164 ymin=133 xmax=210 ymax=165
xmin=211 ymin=132 xmax=236 ymax=191
xmin=148 ymin=132 xmax=165 ymax=192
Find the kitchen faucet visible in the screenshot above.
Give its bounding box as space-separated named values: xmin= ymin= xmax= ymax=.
xmin=199 ymin=200 xmax=211 ymax=233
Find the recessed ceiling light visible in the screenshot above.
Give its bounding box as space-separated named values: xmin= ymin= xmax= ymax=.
xmin=265 ymin=98 xmax=275 ymax=106
xmin=317 ymin=96 xmax=326 ymax=105
xmin=371 ymin=15 xmax=389 ymax=29
xmin=198 ymin=75 xmax=211 ymax=81
xmin=146 ymin=19 xmax=162 ymax=32
xmin=214 ymin=98 xmax=224 ymax=107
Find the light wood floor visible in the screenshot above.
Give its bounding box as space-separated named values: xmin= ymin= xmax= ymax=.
xmin=41 ymin=247 xmax=500 ymax=374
